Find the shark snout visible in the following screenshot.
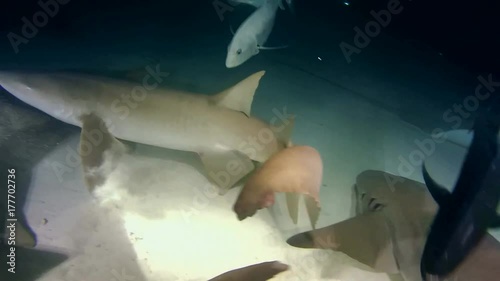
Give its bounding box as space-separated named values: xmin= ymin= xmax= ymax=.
xmin=286 ymin=232 xmax=315 ymax=248
xmin=225 ymin=57 xmax=240 ymax=68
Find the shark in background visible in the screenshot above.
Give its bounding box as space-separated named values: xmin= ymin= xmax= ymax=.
xmin=0 ymin=70 xmax=294 ymax=194
xmin=287 ymin=170 xmax=500 ymax=281
xmin=225 ymin=0 xmax=293 ymax=68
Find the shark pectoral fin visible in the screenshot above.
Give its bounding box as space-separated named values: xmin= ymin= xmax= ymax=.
xmin=286 ymin=192 xmax=300 ymax=224
xmin=304 ymin=195 xmax=321 ymax=229
xmin=212 ymin=71 xmax=266 ymax=116
xmin=199 ymin=150 xmax=255 ymax=195
xmin=258 ymin=45 xmax=289 ymax=50
xmin=422 ymin=163 xmax=451 ymax=206
xmin=287 ymin=212 xmax=398 ymax=274
xmin=79 ymin=113 xmax=127 ymax=193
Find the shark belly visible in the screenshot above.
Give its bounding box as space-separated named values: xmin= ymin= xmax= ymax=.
xmin=107 ymin=95 xmax=282 ymax=162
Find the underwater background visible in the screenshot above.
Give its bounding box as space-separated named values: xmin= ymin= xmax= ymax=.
xmin=0 ymin=0 xmax=499 ymax=280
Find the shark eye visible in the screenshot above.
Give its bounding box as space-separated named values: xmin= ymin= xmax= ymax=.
xmin=236 ymin=48 xmax=242 ymax=55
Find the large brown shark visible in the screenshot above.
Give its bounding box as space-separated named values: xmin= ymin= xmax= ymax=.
xmin=0 ymin=70 xmax=294 ymax=193
xmin=286 ymin=170 xmax=500 ymax=281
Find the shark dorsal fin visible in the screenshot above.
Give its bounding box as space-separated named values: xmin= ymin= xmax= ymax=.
xmin=212 ymin=71 xmax=265 ymax=116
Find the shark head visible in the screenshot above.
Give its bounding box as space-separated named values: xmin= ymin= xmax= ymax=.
xmin=233 ymin=189 xmax=274 ymax=220
xmin=225 ymin=37 xmax=260 ymax=68
xmin=233 ymin=145 xmax=322 ymax=227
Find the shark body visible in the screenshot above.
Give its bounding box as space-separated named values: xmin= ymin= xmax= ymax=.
xmin=0 ymin=70 xmax=293 ymax=192
xmin=287 ymin=170 xmax=500 ymax=281
xmin=226 ymin=0 xmax=284 ymax=68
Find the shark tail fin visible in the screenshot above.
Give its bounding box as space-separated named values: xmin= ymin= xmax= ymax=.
xmin=212 ymin=71 xmax=266 ymax=117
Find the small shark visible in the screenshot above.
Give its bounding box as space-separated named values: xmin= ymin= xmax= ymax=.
xmin=208 ymin=261 xmax=289 ymax=281
xmin=0 ymin=70 xmax=294 ymax=193
xmin=286 ymin=170 xmax=500 ymax=281
xmin=226 ymin=0 xmax=290 ymax=68
xmin=233 ymin=145 xmax=323 ymax=228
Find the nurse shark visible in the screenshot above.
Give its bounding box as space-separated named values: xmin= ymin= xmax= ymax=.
xmin=287 ymin=170 xmax=500 ymax=281
xmin=226 ymin=0 xmax=292 ymax=68
xmin=0 ymin=70 xmax=294 ymax=194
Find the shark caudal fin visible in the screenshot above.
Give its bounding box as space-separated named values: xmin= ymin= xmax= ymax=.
xmin=212 ymin=71 xmax=265 ymax=117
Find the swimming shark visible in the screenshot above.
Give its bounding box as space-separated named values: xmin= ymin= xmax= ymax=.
xmin=226 ymin=0 xmax=290 ymax=68
xmin=234 ymin=145 xmax=323 ymax=229
xmin=0 ymin=70 xmax=294 ymax=193
xmin=286 ymin=170 xmax=500 ymax=281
